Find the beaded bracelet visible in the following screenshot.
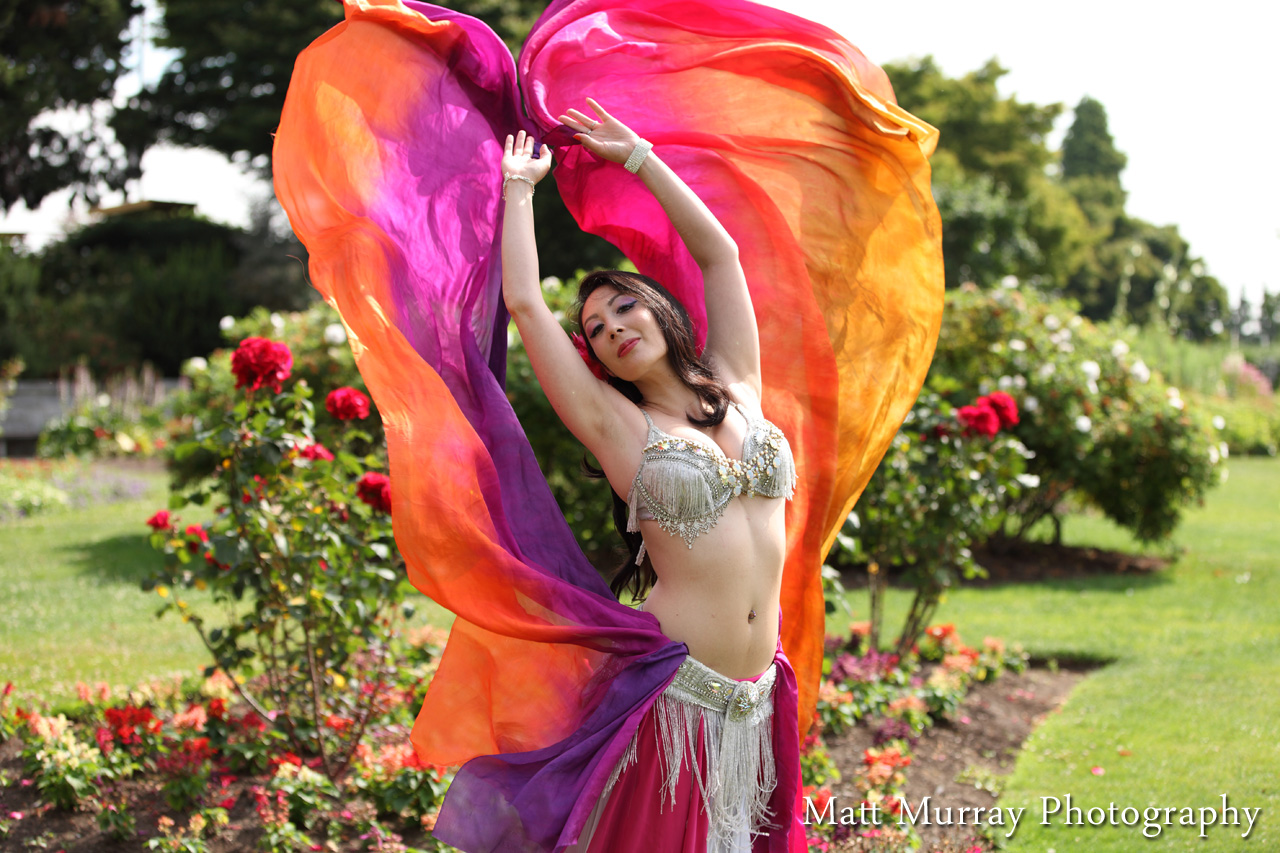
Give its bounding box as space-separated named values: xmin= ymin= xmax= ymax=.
xmin=624 ymin=139 xmax=653 ymax=174
xmin=502 ymin=173 xmax=536 ymax=200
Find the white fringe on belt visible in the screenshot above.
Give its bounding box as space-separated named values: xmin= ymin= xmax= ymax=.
xmin=602 ymin=657 xmax=779 ymax=853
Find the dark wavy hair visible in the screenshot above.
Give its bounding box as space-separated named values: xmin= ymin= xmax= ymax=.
xmin=574 ymin=270 xmax=732 ymax=602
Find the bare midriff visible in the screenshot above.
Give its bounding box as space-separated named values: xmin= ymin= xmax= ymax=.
xmin=638 ymin=493 xmax=786 ymax=681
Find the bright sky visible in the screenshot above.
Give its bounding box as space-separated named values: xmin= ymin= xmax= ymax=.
xmin=4 ymin=0 xmax=1276 ymax=308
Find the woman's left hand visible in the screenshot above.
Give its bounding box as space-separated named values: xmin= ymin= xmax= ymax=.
xmin=557 ymin=98 xmax=642 ymax=166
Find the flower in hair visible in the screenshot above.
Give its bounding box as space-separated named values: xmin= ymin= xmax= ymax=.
xmin=570 ymin=332 xmax=610 ymax=381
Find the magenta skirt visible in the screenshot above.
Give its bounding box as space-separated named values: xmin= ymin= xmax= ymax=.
xmin=571 ymin=655 xmax=809 ymax=853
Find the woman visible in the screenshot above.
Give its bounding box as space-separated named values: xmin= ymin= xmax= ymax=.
xmin=499 ymin=99 xmax=802 ymax=851
xmin=274 ymin=2 xmax=944 ymax=850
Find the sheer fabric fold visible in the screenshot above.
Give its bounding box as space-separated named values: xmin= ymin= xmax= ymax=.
xmin=273 ymin=0 xmax=941 ymax=849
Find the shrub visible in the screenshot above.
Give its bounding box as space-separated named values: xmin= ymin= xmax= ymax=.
xmin=930 ymin=284 xmax=1222 ymax=544
xmin=1193 ymin=393 xmax=1278 ymax=457
xmin=147 ymin=336 xmax=410 ymax=781
xmin=833 ymin=388 xmax=1031 ymax=653
xmin=164 ymin=304 xmax=374 ymax=488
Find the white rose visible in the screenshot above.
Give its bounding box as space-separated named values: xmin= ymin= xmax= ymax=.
xmin=1130 ymin=360 xmax=1151 ymax=384
xmin=1081 ymin=360 xmax=1101 ymax=381
xmin=323 ymin=323 xmax=347 ymax=345
xmin=219 ymin=315 xmax=236 ymax=331
xmin=185 ymin=357 xmax=208 ymax=373
xmin=1168 ymin=396 xmax=1184 ymax=410
xmin=1043 ymin=315 xmax=1062 ymax=331
xmin=1208 ymin=445 xmax=1220 ymax=465
xmin=270 ymin=312 xmax=284 ymax=332
xmin=1220 ymin=442 xmax=1229 ymax=460
xmin=1009 ymin=339 xmax=1027 ymax=352
xmin=1023 ymin=396 xmax=1039 ymax=412
xmin=1075 ymin=415 xmax=1092 ymax=433
xmin=998 ymin=375 xmax=1015 ymax=390
xmin=1212 ymin=415 xmax=1226 ymax=430
xmin=1037 ymin=363 xmax=1056 ymax=379
xmin=1001 ymin=275 xmax=1019 ymax=289
xmin=1016 ymin=473 xmax=1041 ymax=488
xmin=1111 ymin=340 xmax=1129 ymax=357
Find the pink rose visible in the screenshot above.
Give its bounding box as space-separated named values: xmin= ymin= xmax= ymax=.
xmin=570 ymin=333 xmax=610 ymax=382
xmin=299 ymin=442 xmax=334 ymax=461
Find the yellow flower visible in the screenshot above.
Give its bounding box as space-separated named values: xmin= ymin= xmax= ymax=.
xmin=156 ymin=585 xmax=170 ymax=598
xmin=310 ymin=588 xmax=323 ymax=601
xmin=221 ymin=459 xmax=232 ymax=469
xmin=177 ymin=599 xmax=188 ymax=609
xmin=331 ymin=672 xmax=347 ymax=689
xmin=194 ymin=579 xmax=207 ymax=591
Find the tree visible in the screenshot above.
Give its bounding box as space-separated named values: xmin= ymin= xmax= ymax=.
xmin=114 ymin=0 xmax=618 ymax=277
xmin=20 ymin=209 xmax=249 ymax=377
xmin=1061 ymin=96 xmax=1127 ymax=182
xmin=1260 ymin=288 xmax=1280 ymax=346
xmin=0 ymin=0 xmax=142 ymax=211
xmin=884 ymin=58 xmax=1090 ymax=290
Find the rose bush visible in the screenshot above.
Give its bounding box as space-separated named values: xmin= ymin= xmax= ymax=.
xmin=163 ymin=304 xmax=378 ymax=488
xmin=831 ymin=388 xmax=1032 ymax=654
xmin=148 ymin=336 xmax=411 ymax=783
xmin=930 ymin=284 xmax=1222 ymax=543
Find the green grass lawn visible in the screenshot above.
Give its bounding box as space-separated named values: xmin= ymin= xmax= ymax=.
xmin=0 ymin=467 xmax=218 ymax=704
xmin=843 ymin=456 xmax=1278 ymax=851
xmin=0 ymin=464 xmax=453 ymax=706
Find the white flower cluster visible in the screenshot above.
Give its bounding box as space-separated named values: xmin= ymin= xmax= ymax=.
xmin=323 ymin=323 xmax=348 ymax=345
xmin=35 ymin=730 xmax=102 ymax=773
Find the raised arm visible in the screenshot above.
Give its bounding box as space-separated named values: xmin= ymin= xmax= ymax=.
xmin=559 ymin=99 xmax=762 ymax=397
xmin=499 ymin=131 xmax=642 ymax=476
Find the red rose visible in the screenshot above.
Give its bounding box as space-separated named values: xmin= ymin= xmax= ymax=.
xmin=299 ymin=442 xmax=334 ymax=461
xmin=984 ymin=391 xmax=1019 ymax=428
xmin=325 ymin=387 xmax=370 ymax=421
xmin=570 ymin=333 xmax=610 ymax=382
xmin=356 ymin=472 xmax=392 ymax=514
xmin=185 ymin=523 xmax=209 ymax=552
xmin=146 ymin=510 xmax=172 ymax=531
xmin=957 ymin=402 xmax=1000 ymax=438
xmin=230 ymin=337 xmax=293 ymax=394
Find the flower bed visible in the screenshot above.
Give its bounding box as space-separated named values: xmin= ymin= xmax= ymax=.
xmin=0 ymin=627 xmax=451 ymax=852
xmin=800 ymin=621 xmax=1029 ymax=852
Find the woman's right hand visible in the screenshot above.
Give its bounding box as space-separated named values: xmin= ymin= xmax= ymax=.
xmin=502 ymin=130 xmax=552 ymax=189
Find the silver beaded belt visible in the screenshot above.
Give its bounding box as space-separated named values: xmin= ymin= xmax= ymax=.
xmin=667 ymin=656 xmax=777 ymax=724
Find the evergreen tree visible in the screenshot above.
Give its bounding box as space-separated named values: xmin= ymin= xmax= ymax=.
xmin=1061 ymin=96 xmax=1127 ymax=182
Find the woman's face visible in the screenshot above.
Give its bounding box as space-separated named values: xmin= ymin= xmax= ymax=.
xmin=580 ymin=285 xmax=668 ymax=382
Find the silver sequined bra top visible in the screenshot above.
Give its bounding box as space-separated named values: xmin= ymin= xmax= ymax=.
xmin=625 ymin=402 xmax=796 ymax=563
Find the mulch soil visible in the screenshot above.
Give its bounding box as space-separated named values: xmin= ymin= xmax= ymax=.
xmin=2 ymin=540 xmax=1147 ymax=852
xmin=825 ymin=666 xmax=1084 ymax=852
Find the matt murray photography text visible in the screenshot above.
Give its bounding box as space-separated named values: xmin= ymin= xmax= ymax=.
xmin=804 ymin=794 xmax=1261 ymax=840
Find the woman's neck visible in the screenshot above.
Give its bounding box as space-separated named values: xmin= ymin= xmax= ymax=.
xmin=634 ymin=381 xmax=706 ymax=423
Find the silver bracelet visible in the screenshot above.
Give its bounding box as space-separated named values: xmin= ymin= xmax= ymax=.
xmin=502 ymin=173 xmax=536 ymax=200
xmin=624 ymin=139 xmax=653 ymax=174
